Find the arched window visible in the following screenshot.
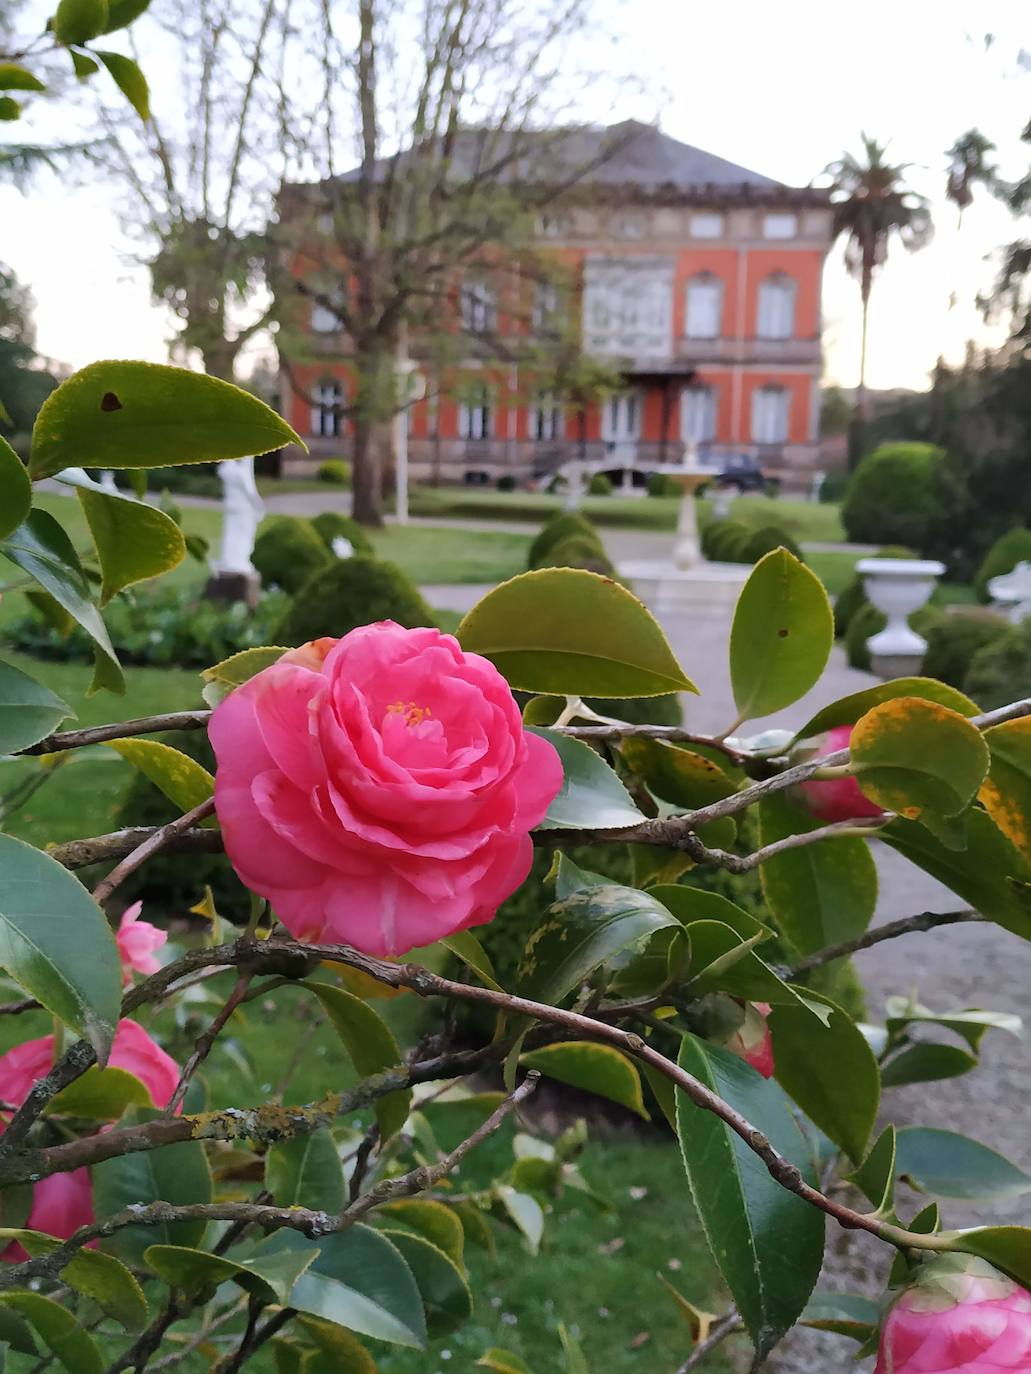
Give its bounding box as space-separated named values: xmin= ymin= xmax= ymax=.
xmin=311 ymin=379 xmax=343 ymax=438
xmin=757 ymin=273 xmax=796 ymax=339
xmin=681 ymin=385 xmax=717 ymax=443
xmin=751 ymin=385 xmax=789 ymax=444
xmin=685 ymin=273 xmax=723 ymax=339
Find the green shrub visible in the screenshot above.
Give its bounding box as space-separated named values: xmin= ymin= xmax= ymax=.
xmin=818 ymin=472 xmax=850 ymax=504
xmin=921 ymin=611 xmax=1011 ymax=690
xmin=743 ymin=525 xmax=803 ymax=564
xmin=118 ymin=463 xmax=222 ymax=498
xmin=964 ymin=618 xmax=1031 ymax=711
xmin=845 ymin=601 xmax=942 ymax=671
xmin=587 ymin=472 xmax=613 ymax=496
xmin=252 ymin=516 xmax=331 ymax=594
xmin=647 ymin=471 xmax=677 ymax=497
xmin=309 ymin=511 xmax=374 ymax=557
xmin=702 ymin=519 xmax=749 ymax=562
xmin=974 ymin=527 xmax=1031 ymax=602
xmin=496 ymin=474 xmax=517 ymax=491
xmin=316 ymin=458 xmax=350 ymax=484
xmin=528 ymin=511 xmax=601 ymax=568
xmin=842 ymin=442 xmax=945 ymax=549
xmin=537 ymin=535 xmax=617 ymax=577
xmin=277 ymin=554 xmax=432 ymax=644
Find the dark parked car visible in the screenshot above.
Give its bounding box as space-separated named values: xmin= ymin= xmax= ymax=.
xmin=711 ymin=451 xmax=773 ymax=494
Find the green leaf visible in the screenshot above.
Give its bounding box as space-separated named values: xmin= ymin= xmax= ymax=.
xmin=72 ymin=481 xmax=184 ymax=603
xmin=800 ymin=1292 xmax=879 ymax=1342
xmin=881 ymin=1042 xmax=978 ymax=1087
xmin=528 ymin=727 xmax=643 ymax=830
xmin=495 ymin=1186 xmax=543 ymax=1255
xmin=794 ymin=677 xmax=978 ymax=740
xmin=378 ymin=1201 xmax=464 ymax=1267
xmin=0 ymin=1232 xmax=147 ymax=1331
xmin=675 ymin=1036 xmax=824 ymax=1356
xmin=520 ymin=1042 xmax=647 ymax=1118
xmin=847 ymin=1125 xmax=896 ymax=1214
xmin=104 ymin=738 xmax=214 ymax=819
xmin=883 ymin=998 xmax=1022 ymax=1051
xmin=143 ymin=1243 xmax=318 ymax=1306
xmin=265 ymin=1129 xmax=345 ymax=1214
xmin=0 ymin=509 xmax=122 ymax=694
xmin=686 ymin=922 xmax=825 ymax=1014
xmin=439 ymin=930 xmax=503 ymax=991
xmin=70 ymin=49 xmax=99 ymax=77
xmin=457 ymin=569 xmax=697 ymax=697
xmin=880 ymin=809 xmax=1031 ymax=941
xmin=0 ymin=659 xmax=70 ymax=755
xmin=48 ymin=1065 xmax=153 ymax=1119
xmin=307 ymin=984 xmax=410 ymax=1141
xmin=199 ymin=645 xmax=288 ymax=706
xmin=758 ymin=791 xmax=878 ymax=955
xmin=91 ymin=1129 xmax=213 ymax=1267
xmin=980 ymin=716 xmax=1031 ymax=858
xmin=517 ymin=884 xmax=678 ymax=1005
xmin=649 ymin=885 xmax=773 ymax=942
xmin=94 ymin=50 xmax=148 ymax=117
xmin=620 ymin=736 xmax=738 ymax=846
xmin=945 ymin=1227 xmax=1031 ymax=1288
xmin=850 ymin=698 xmax=989 ymax=821
xmin=29 ymin=361 xmax=302 ymax=479
xmin=551 ymin=852 xmax=610 ymax=898
xmin=103 ymin=0 xmax=151 ymax=31
xmin=0 ymin=1294 xmax=102 ymax=1374
xmin=0 ymin=436 xmax=30 ymax=539
xmin=729 ymin=549 xmax=833 ymax=722
xmin=477 ymin=1350 xmax=534 ymax=1374
xmin=768 ymin=993 xmax=880 ymax=1162
xmin=894 ymin=1127 xmax=1031 ymax=1201
xmin=378 ymin=1230 xmax=472 ymax=1335
xmin=0 ymin=833 xmax=120 ymax=1062
xmin=0 ymin=1303 xmax=38 ymax=1355
xmin=255 ymin=1226 xmax=427 ymax=1348
xmin=295 ymin=1317 xmax=377 ymax=1372
xmin=0 ymin=64 xmax=47 ymax=93
xmin=0 ymin=94 xmax=22 ymax=118
xmin=53 ymin=0 xmax=108 ymax=45
xmin=558 ymin=1322 xmax=589 ymax=1374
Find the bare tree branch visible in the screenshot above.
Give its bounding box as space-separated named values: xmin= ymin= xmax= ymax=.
xmin=91 ymin=796 xmax=217 ymax=906
xmin=787 ymin=909 xmax=984 ymax=977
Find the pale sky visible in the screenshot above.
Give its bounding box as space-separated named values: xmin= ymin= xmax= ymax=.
xmin=1 ymin=0 xmax=1028 ymax=389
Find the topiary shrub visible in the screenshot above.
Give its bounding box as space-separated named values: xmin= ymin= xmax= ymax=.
xmin=974 ymin=527 xmax=1031 ymax=602
xmin=743 ymin=525 xmax=804 ymax=565
xmin=317 ymin=458 xmax=350 ymax=485
xmin=496 ymin=473 xmax=517 ymax=491
xmin=587 ymin=472 xmax=612 ymax=496
xmin=964 ymin=618 xmax=1031 ymax=711
xmin=818 ymin=471 xmax=850 ymax=504
xmin=703 ymin=519 xmax=750 ymax=562
xmin=276 ymin=554 xmax=432 ymax=644
xmin=528 ymin=511 xmax=602 ymax=568
xmin=921 ymin=611 xmax=1011 ymax=690
xmin=845 ymin=601 xmax=943 ymax=671
xmin=309 ymin=511 xmax=374 ymax=557
xmin=841 ymin=442 xmax=945 ymax=548
xmin=647 ymin=471 xmax=677 ymax=497
xmin=537 ymin=535 xmax=617 ymax=578
xmin=252 ymin=516 xmax=331 ymax=594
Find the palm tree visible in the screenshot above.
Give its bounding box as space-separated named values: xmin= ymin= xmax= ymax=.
xmin=825 ymin=135 xmax=933 ymax=422
xmin=944 ymin=129 xmax=997 ymax=222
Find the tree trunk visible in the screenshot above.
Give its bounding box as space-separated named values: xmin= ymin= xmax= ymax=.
xmin=351 ymin=412 xmax=383 ymax=526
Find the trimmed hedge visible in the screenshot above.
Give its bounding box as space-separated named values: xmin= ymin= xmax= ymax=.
xmin=921 ymin=611 xmax=1011 ymax=690
xmin=743 ymin=525 xmax=803 ymax=564
xmin=964 ymin=619 xmax=1031 ymax=711
xmin=317 ymin=459 xmax=350 ymax=484
xmin=310 ymin=511 xmax=374 ymax=557
xmin=537 ymin=535 xmax=618 ymax=577
xmin=841 ymin=442 xmax=945 ymax=548
xmin=702 ymin=519 xmax=750 ymax=562
xmin=528 ymin=511 xmax=601 ymax=568
xmin=587 ymin=472 xmax=613 ymax=496
xmin=974 ymin=527 xmax=1031 ymax=602
xmin=277 ymin=555 xmax=432 ymax=644
xmin=252 ymin=516 xmax=331 ymax=594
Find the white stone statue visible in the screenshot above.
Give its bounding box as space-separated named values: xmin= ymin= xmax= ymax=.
xmin=213 ymin=457 xmax=264 ymax=575
xmin=988 ymin=561 xmax=1031 ymax=623
xmin=98 ymin=470 xmax=119 ymax=494
xmin=331 ymin=535 xmax=355 ymax=559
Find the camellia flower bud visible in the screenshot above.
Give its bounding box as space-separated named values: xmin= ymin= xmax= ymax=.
xmin=116 ymin=900 xmax=168 ymax=986
xmin=796 ymin=723 xmax=885 ymax=823
xmin=875 ymin=1253 xmax=1031 ymax=1373
xmin=725 ymin=1002 xmax=774 ymax=1078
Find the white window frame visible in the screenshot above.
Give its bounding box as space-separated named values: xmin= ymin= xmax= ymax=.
xmin=530 ymin=395 xmax=562 ymax=442
xmin=311 ymin=380 xmax=343 ymax=438
xmin=685 ymin=273 xmax=723 ymax=339
xmin=681 ymin=385 xmax=717 ymax=444
xmin=690 ymin=212 xmax=724 ymax=239
xmin=461 ymin=281 xmax=496 ymax=335
xmin=756 ymin=273 xmax=796 ymax=340
xmin=751 ymin=385 xmax=790 ymax=444
xmin=311 ymin=299 xmax=342 ymax=333
xmin=762 ymin=212 xmax=798 ymax=239
xmin=532 ymin=282 xmax=559 ymax=334
xmin=459 ymin=385 xmax=492 ymax=441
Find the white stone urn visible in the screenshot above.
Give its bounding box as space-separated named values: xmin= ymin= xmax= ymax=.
xmin=857 ymin=557 xmax=945 ymax=679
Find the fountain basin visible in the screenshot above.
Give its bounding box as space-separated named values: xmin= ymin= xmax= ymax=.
xmin=618 ymin=558 xmax=752 ymax=615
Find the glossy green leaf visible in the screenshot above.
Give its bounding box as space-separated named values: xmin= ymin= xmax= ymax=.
xmin=0 ymin=436 xmax=30 ymax=539
xmin=729 ymin=549 xmax=833 ymax=722
xmin=517 ymin=884 xmax=678 ymax=1004
xmin=0 ymin=833 xmax=120 ymax=1062
xmin=883 ymin=998 xmax=1022 ymax=1051
xmin=457 ymin=569 xmax=697 ymax=697
xmin=880 ymin=809 xmax=1031 ymax=941
xmin=758 ymin=791 xmax=878 ymax=955
xmin=945 ymin=1227 xmax=1031 ymax=1288
xmin=477 ymin=1350 xmax=533 ymax=1374
xmin=620 ymin=735 xmax=738 ymax=846
xmin=91 ymin=1129 xmax=213 ymax=1267
xmin=144 ymin=1243 xmax=318 ymax=1305
xmin=0 ymin=509 xmax=122 ymax=694
xmin=520 ymin=1042 xmax=647 ymax=1118
xmin=308 ymin=984 xmax=410 ymax=1141
xmin=29 ymin=361 xmax=302 ymax=478
xmin=495 ymin=1186 xmax=543 ymax=1255
xmin=895 ymin=1127 xmax=1031 ymax=1201
xmin=0 ymin=64 xmax=46 ymax=93
xmin=378 ymin=1230 xmax=472 ymax=1336
xmin=0 ymin=659 xmax=70 ymax=755
xmin=675 ymin=1036 xmax=824 ymax=1356
xmin=0 ymin=1294 xmax=102 ymax=1374
xmin=528 ymin=727 xmax=643 ymax=829
xmin=888 ymin=1203 xmax=941 ymax=1287
xmin=768 ymin=993 xmax=880 ymax=1162
xmin=650 ymin=885 xmax=773 ymax=942
xmin=558 ymin=1322 xmax=589 ymax=1374
xmin=0 ymin=94 xmax=22 ymax=118
xmin=0 ymin=1303 xmax=38 ymax=1355
xmin=451 ymin=1201 xmax=495 ymax=1255
xmin=265 ymin=1128 xmax=346 ymax=1213
xmin=0 ymin=1231 xmax=147 ymax=1331
xmin=378 ymin=1201 xmax=464 ymax=1267
xmin=73 ymin=482 xmax=184 ymax=603
xmin=255 ymin=1226 xmax=427 ymax=1348
xmin=550 ymin=852 xmax=609 ymax=898
xmin=48 ymin=1065 xmax=154 ymax=1119
xmin=24 ymin=588 xmax=75 ymax=637
xmin=94 ymin=50 xmax=149 ymax=118
xmin=104 ymin=738 xmax=214 ymax=819
xmin=794 ymin=677 xmax=978 ymax=740
xmin=800 ymin=1292 xmax=879 ymax=1342
xmin=70 ymin=49 xmax=99 ymax=77
xmin=980 ymin=716 xmax=1031 ymax=858
xmin=53 ymin=0 xmax=107 ymax=45
xmin=296 ymin=1317 xmax=378 ymax=1372
xmin=439 ymin=930 xmax=503 ymax=991
xmin=881 ymin=1042 xmax=978 ymax=1087
xmin=686 ymin=921 xmax=825 ymax=1014
xmin=200 ymin=645 xmax=288 ymax=706
xmin=847 ymin=1125 xmax=896 ymax=1215
xmin=103 ymin=0 xmax=151 ymax=31
xmin=850 ymin=698 xmax=989 ymax=821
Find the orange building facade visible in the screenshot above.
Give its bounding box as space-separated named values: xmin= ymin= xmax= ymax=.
xmin=282 ymin=123 xmax=833 ymax=484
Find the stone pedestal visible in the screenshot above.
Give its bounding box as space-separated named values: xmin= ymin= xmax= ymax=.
xmin=618 ymin=560 xmax=752 ymax=615
xmin=204 ymin=571 xmax=262 ymax=608
xmin=858 ymin=557 xmax=945 ymax=681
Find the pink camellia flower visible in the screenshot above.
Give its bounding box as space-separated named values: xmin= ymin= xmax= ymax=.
xmin=875 ymin=1254 xmax=1031 ymax=1373
xmin=0 ymin=1020 xmax=181 ymax=1256
xmin=726 ymin=1002 xmax=775 ymax=1078
xmin=209 ymin=623 xmax=564 ymax=957
xmin=116 ymin=900 xmax=168 ymax=985
xmin=796 ymin=723 xmax=885 ymax=823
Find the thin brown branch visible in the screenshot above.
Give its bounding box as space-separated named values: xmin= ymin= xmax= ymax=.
xmin=91 ymin=796 xmax=216 ymax=906
xmin=20 ymin=711 xmax=212 ymax=756
xmin=165 ymin=973 xmax=253 ymax=1114
xmin=787 ymin=909 xmax=983 ymax=977
xmin=674 ymin=1308 xmax=742 ymax=1373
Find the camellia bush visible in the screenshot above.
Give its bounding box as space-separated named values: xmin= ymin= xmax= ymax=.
xmin=2 ymin=361 xmax=1031 ymax=1373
